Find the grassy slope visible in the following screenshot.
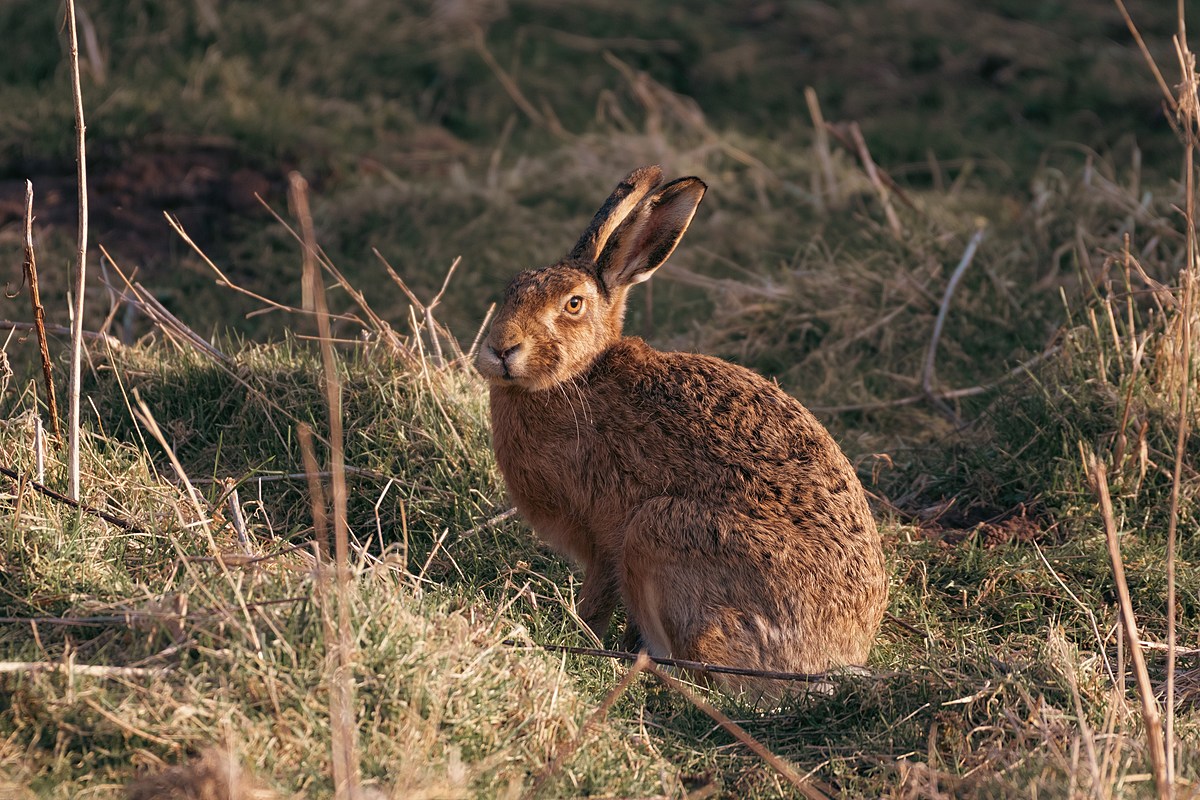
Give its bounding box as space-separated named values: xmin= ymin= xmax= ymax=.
xmin=0 ymin=0 xmax=1198 ymax=797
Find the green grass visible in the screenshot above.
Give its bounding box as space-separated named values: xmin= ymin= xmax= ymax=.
xmin=1 ymin=280 xmax=1197 ymax=796
xmin=2 ymin=0 xmax=1200 ymax=796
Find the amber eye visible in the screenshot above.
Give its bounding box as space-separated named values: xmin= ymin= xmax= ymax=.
xmin=564 ymin=295 xmax=585 ymax=315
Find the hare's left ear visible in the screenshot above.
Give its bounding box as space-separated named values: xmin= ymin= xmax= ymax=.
xmin=596 ymin=177 xmax=706 ymax=291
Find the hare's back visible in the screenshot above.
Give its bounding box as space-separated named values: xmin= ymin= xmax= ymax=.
xmin=594 ymin=339 xmax=868 ymax=525
xmin=598 ymin=340 xmax=838 ymax=459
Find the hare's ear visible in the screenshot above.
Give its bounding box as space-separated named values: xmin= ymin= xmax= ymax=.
xmin=596 ymin=177 xmax=706 ymax=290
xmin=569 ymin=166 xmax=664 ymax=263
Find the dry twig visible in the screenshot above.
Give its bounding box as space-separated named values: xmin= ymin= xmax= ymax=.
xmin=647 ymin=663 xmax=830 ymax=800
xmin=0 ymin=661 xmax=168 ymax=678
xmin=0 ymin=320 xmax=118 ymax=346
xmin=455 ymin=507 xmax=518 ymax=539
xmin=425 ymin=256 xmax=461 ymax=367
xmin=502 ymin=640 xmax=854 ymax=684
xmin=804 ymin=88 xmax=839 ymax=208
xmin=921 ymin=226 xmax=987 ymax=417
xmin=21 ymin=181 xmax=61 ymax=440
xmin=1113 ymin=0 xmax=1178 ymax=113
xmin=811 ymin=345 xmax=1057 ymax=414
xmin=826 ymin=122 xmax=916 ymax=210
xmin=473 ymin=26 xmax=569 ymax=139
xmin=0 ymin=464 xmax=146 ymax=533
xmin=849 ymin=122 xmax=902 ymax=237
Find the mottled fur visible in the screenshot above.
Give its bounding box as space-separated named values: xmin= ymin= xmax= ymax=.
xmin=476 ymin=167 xmax=888 ymax=697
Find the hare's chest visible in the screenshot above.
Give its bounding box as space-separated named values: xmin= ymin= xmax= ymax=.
xmin=490 ymin=390 xmax=608 ymax=502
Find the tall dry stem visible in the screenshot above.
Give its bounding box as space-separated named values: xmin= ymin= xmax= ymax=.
xmin=1088 ymin=455 xmax=1169 ymax=798
xmin=1163 ymin=12 xmax=1199 ymax=793
xmin=65 ymin=0 xmax=89 ymax=501
xmin=1114 ymin=7 xmax=1199 ymax=791
xmin=289 ymin=172 xmax=361 ymax=798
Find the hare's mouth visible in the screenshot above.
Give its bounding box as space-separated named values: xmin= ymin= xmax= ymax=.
xmin=475 ymin=346 xmax=525 ymax=384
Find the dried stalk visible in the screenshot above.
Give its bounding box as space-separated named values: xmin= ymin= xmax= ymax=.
xmin=473 ymin=26 xmax=569 ymax=139
xmin=0 ymin=320 xmax=117 ymax=346
xmin=1113 ymin=0 xmax=1179 ymax=112
xmin=224 ymin=479 xmax=250 ymax=554
xmin=1088 ymin=456 xmax=1169 ymax=798
xmin=22 ymin=182 xmax=61 ymax=440
xmin=502 ymin=640 xmax=851 ymax=684
xmin=289 ymin=174 xmax=361 ymax=798
xmin=812 ymin=345 xmax=1057 ymax=414
xmin=921 ymin=226 xmax=987 ymax=416
xmin=455 ymin=507 xmax=518 ymax=539
xmin=0 ymin=661 xmax=168 ymax=678
xmin=33 ymin=417 xmax=45 ymax=484
xmin=290 ymin=172 xmax=320 ymax=314
xmin=467 ymin=302 xmax=496 ymax=364
xmin=1163 ymin=17 xmax=1198 ymax=793
xmin=804 ymin=87 xmax=839 ymax=207
xmin=848 ymin=122 xmax=902 ymax=237
xmin=298 ymin=424 xmax=330 ymax=560
xmin=425 ymin=256 xmax=461 ymax=368
xmin=256 ymin=201 xmax=406 ymax=352
xmin=65 ymin=0 xmax=89 ymax=502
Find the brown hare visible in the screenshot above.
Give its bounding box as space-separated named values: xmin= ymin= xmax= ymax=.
xmin=476 ymin=166 xmax=888 ymax=696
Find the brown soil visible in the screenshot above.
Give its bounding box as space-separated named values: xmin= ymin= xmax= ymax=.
xmin=0 ymin=138 xmax=278 ymax=273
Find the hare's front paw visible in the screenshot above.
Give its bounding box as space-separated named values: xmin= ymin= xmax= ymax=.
xmin=577 ymin=562 xmax=622 ymax=640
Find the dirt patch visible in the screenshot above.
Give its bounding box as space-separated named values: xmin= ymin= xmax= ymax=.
xmin=0 ymin=139 xmax=278 ymax=274
xmin=916 ymin=504 xmax=1050 ymax=548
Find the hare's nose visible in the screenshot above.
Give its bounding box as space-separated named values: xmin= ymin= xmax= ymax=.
xmin=490 ymin=343 xmax=521 ymax=362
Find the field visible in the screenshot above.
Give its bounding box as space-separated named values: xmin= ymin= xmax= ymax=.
xmin=1 ymin=0 xmax=1199 ymax=797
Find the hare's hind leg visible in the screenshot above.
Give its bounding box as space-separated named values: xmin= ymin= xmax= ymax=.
xmin=621 ymin=498 xmax=816 ymax=704
xmin=621 ymin=497 xmax=834 ymax=667
xmin=619 ymin=497 xmax=755 ymax=664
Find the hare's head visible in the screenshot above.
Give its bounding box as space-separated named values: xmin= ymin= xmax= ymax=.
xmin=476 ymin=166 xmax=706 ymax=391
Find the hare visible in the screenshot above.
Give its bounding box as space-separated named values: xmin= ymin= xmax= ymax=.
xmin=476 ymin=166 xmax=888 ymax=695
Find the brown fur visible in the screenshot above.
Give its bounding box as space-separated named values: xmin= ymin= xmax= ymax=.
xmin=476 ymin=166 xmax=888 ymax=698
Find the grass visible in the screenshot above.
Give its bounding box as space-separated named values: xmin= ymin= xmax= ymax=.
xmin=1 ymin=0 xmax=1200 ymax=797
xmin=1 ymin=262 xmax=1197 ymax=795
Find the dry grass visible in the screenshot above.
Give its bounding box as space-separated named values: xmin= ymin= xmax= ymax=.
xmin=0 ymin=397 xmax=677 ymax=798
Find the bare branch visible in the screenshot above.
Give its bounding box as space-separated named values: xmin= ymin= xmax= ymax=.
xmin=21 ymin=182 xmax=61 ymax=440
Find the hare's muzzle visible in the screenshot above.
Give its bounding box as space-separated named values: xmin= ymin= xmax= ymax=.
xmin=475 ymin=338 xmax=523 ymax=382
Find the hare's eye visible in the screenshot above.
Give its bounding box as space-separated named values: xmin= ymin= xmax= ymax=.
xmin=564 ymin=295 xmax=585 ymax=315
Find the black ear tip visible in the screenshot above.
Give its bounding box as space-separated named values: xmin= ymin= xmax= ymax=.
xmin=625 ymin=165 xmax=665 ymax=184
xmin=656 ymin=176 xmax=708 ymax=202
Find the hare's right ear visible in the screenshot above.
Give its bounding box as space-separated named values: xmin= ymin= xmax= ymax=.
xmin=569 ymin=166 xmax=664 ymax=263
xmin=595 ymin=176 xmax=706 ymax=291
